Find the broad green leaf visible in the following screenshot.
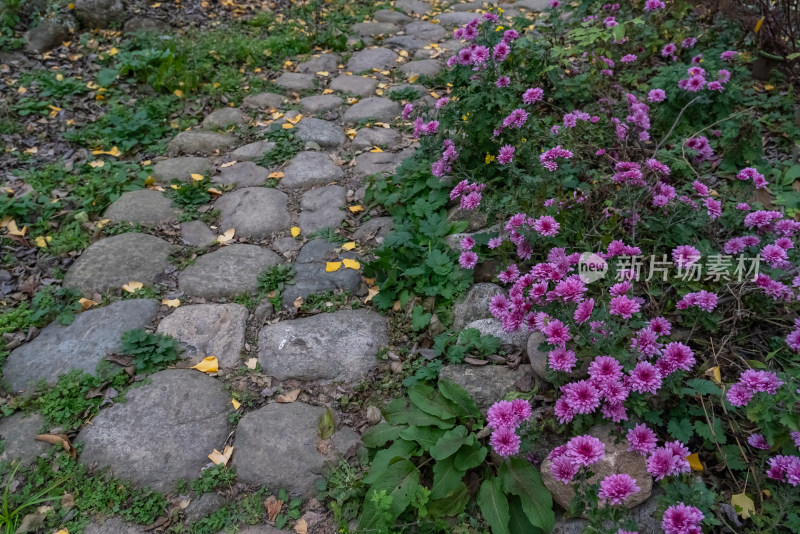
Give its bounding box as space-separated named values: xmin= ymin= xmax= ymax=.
xmin=477 ymin=477 xmax=510 ymax=534
xmin=383 ymin=398 xmax=454 ymax=429
xmin=501 ymin=458 xmax=555 ymax=531
xmin=408 ymin=384 xmax=458 ymax=420
xmin=430 ymin=456 xmax=466 ymax=500
xmin=508 ymin=496 xmax=543 ymax=534
xmin=427 ymin=482 xmax=469 ymax=518
xmin=359 ymin=460 xmax=420 ymax=530
xmin=454 ymin=441 xmax=487 ymax=471
xmin=411 ymin=305 xmax=432 ymax=331
xmin=438 ymin=378 xmax=480 ymax=419
xmin=362 ymin=439 xmax=417 ymax=485
xmin=317 ymin=406 xmax=335 ymax=440
xmin=398 ymin=426 xmax=447 ymax=452
xmin=430 ymin=426 xmax=473 ymax=461
xmin=362 ymin=422 xmax=406 ymax=448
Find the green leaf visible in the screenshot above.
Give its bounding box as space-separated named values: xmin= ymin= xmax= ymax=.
xmin=362 ymin=422 xmax=405 ymax=448
xmin=453 ymin=442 xmax=487 ymax=471
xmin=667 ymin=418 xmax=694 ymax=443
xmin=408 ymin=384 xmax=458 ymax=420
xmin=430 ymin=426 xmax=472 ymax=461
xmin=317 ymin=406 xmax=335 ymax=440
xmin=383 ymin=397 xmax=454 ymax=429
xmin=398 ymin=426 xmax=447 ymax=452
xmin=362 ymin=439 xmax=418 ymax=485
xmin=477 ymin=477 xmax=510 ymax=534
xmin=359 ymin=460 xmax=420 ymax=530
xmin=438 ymin=378 xmax=480 ymax=419
xmin=430 ymin=456 xmax=466 ymax=500
xmin=501 ymin=458 xmax=555 ymax=531
xmin=427 ymin=482 xmax=469 ymax=518
xmin=611 ymin=23 xmax=625 ymax=42
xmin=411 ymin=305 xmax=432 ymax=331
xmin=681 ymin=378 xmax=721 ymax=397
xmin=508 ymin=496 xmax=543 ymax=534
xmin=694 ymin=417 xmax=727 ymax=445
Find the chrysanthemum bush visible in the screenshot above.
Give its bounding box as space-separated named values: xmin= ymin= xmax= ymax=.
xmin=372 ymin=0 xmax=800 ymax=532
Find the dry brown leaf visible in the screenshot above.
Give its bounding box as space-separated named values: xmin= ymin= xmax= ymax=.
xmin=265 ymin=495 xmax=283 ymax=521
xmin=293 ymin=518 xmax=309 ymax=534
xmin=245 ymin=358 xmax=258 ymax=370
xmin=207 ymin=445 xmax=234 ymax=466
xmin=365 ymin=286 xmax=380 ymax=303
xmin=276 ymin=388 xmax=301 ymax=403
xmin=464 ymin=357 xmax=489 ymax=366
xmin=293 ymin=296 xmax=304 ymax=309
xmin=35 ymin=434 xmax=76 ymax=459
xmin=60 ymin=493 xmax=75 ymax=511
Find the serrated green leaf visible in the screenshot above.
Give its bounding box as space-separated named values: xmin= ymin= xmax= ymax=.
xmin=667 ymin=418 xmax=694 ymax=443
xmin=411 ymin=305 xmax=432 ymax=331
xmin=438 ymin=378 xmax=480 ymax=419
xmin=362 ymin=422 xmax=406 ymax=448
xmin=477 ymin=477 xmax=510 ymax=534
xmin=501 ymin=458 xmax=554 ymax=531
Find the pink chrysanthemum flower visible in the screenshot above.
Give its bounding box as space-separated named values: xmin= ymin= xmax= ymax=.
xmin=747 ymin=434 xmax=771 ymax=450
xmin=627 ymin=424 xmax=658 ymax=455
xmin=662 ymin=503 xmax=704 ymax=534
xmin=628 ymin=362 xmax=662 ymax=394
xmin=533 ymin=215 xmax=560 ymax=236
xmin=490 ymin=426 xmax=521 ymax=456
xmin=726 ymin=383 xmax=754 ymax=407
xmin=543 ymin=319 xmax=571 ymax=345
xmin=574 ymin=298 xmax=594 ymax=324
xmin=609 ymin=295 xmax=641 ymax=319
xmin=566 ymin=434 xmax=606 ymax=466
xmin=672 ymin=245 xmax=702 ymax=268
xmin=459 ymin=251 xmax=478 ymax=269
xmin=598 ymin=474 xmax=641 ymax=505
xmin=497 ymin=144 xmax=515 ymax=165
xmin=548 ymin=347 xmax=577 ymax=373
xmin=550 ymin=454 xmax=579 ymax=484
xmin=562 ymin=380 xmax=601 ymax=414
xmin=487 ymin=400 xmax=518 ymax=429
xmin=402 ymin=103 xmax=413 ymax=120
xmin=523 ymin=87 xmax=544 ymax=104
xmin=588 ymin=355 xmax=624 ymax=383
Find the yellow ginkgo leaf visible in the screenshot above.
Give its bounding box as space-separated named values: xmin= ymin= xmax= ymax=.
xmin=54 ymin=530 xmax=69 ymax=534
xmin=342 ymin=258 xmax=360 ymax=270
xmin=92 ymin=146 xmax=122 ymax=157
xmin=365 ymin=286 xmax=380 ymax=303
xmin=286 ymin=114 xmax=303 ymax=125
xmin=316 ymin=71 xmax=329 ymax=76
xmin=190 ymin=173 xmax=205 ymax=181
xmin=370 ymin=146 xmax=383 ymax=153
xmin=282 ymin=123 xmax=294 ymax=129
xmin=208 ymin=445 xmax=233 ymax=466
xmin=272 ymin=111 xmax=284 ymax=120
xmin=341 ymin=241 xmax=356 ymax=251
xmin=79 ymin=297 xmax=98 ymax=311
xmin=345 ymin=128 xmax=358 ymax=139
xmin=290 ymin=226 xmax=301 ymax=237
xmin=208 ymin=187 xmax=223 ymax=195
xmin=326 ymin=261 xmax=342 ymax=272
xmin=374 ymin=122 xmax=390 ymax=128
xmin=122 ymin=281 xmax=144 ymax=293
xmin=322 ymin=88 xmax=334 ymax=95
xmin=407 ymin=74 xmax=420 ymax=83
xmin=268 ymin=171 xmax=284 ymax=179
xmin=95 ymin=219 xmax=111 ymax=229
xmin=88 ymin=160 xmax=104 ymax=168
xmin=220 ymin=160 xmax=237 ymax=168
xmin=217 ymin=229 xmax=235 ymax=243
xmin=706 ymin=366 xmax=722 ymax=384
xmin=162 ymin=298 xmax=181 ymax=308
xmin=398 ymin=50 xmax=409 ymax=57
xmin=35 ymin=236 xmax=52 ymax=247
xmin=231 ymin=398 xmax=241 ymax=410
xmin=349 ymin=205 xmax=363 ymax=213
xmin=174 ymin=89 xmax=183 ymax=97
xmin=430 ymin=91 xmax=440 ymax=98
xmin=764 ymin=83 xmax=774 ymax=91
xmin=686 ymin=453 xmax=703 ymax=471
xmin=108 ymin=47 xmax=119 ymax=56
xmin=731 ymin=492 xmax=755 ymax=519
xmin=192 ymin=356 xmax=219 ymax=373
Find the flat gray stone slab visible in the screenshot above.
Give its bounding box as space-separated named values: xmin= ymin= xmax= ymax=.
xmin=299 ymin=185 xmax=346 ymax=234
xmin=329 ymin=75 xmax=378 ymax=97
xmin=3 ymin=299 xmax=159 ymax=392
xmin=352 ymin=216 xmax=393 ymax=244
xmin=77 ymin=369 xmax=231 ymax=493
xmin=24 ymin=21 xmax=69 ymax=54
xmin=296 ymin=53 xmax=340 ymax=74
xmin=436 ymin=12 xmax=480 ymax=26
xmin=63 ymin=233 xmax=172 ymax=296
xmin=281 ymin=151 xmax=344 ymax=189
xmin=104 ymin=189 xmax=178 ymax=226
xmin=404 ymin=21 xmax=446 ymax=41
xmin=84 ymin=518 xmax=148 ymax=534
xmin=295 ymin=118 xmax=346 ymax=148
xmin=202 ymin=108 xmax=247 ymax=130
xmin=181 ymin=220 xmax=217 ymax=248
xmin=343 ymin=97 xmax=402 ymax=124
xmin=385 ymin=35 xmax=428 ymax=51
xmin=462 ymin=318 xmax=529 ymax=353
xmin=396 ymin=0 xmax=432 ymax=15
xmin=215 ymin=161 xmax=270 ymax=187
xmin=157 ymin=303 xmax=247 ymax=368
xmin=352 ymin=127 xmax=400 ymax=149
xmin=346 ymin=48 xmax=398 ymax=73
xmin=399 ymin=59 xmax=443 ymax=76
xmin=439 ymin=364 xmax=531 ymax=409
xmin=514 ymin=0 xmax=550 ymax=11
xmin=453 ymin=283 xmax=506 ymax=331
xmin=232 ymin=402 xmax=360 ymax=497
xmin=452 ymin=1 xmax=483 ymax=11
xmin=299 ymin=95 xmax=343 ymax=114
xmin=215 ymin=188 xmax=290 ymax=240
xmin=281 ymin=239 xmax=363 ymax=309
xmin=274 ymin=72 xmax=315 ymax=91
xmin=353 ymin=150 xmax=413 ymax=177
xmin=242 ymin=92 xmax=283 ymax=109
xmin=374 ymin=9 xmax=413 ymax=23
xmin=179 ymin=245 xmax=282 ymax=299
xmin=168 ymin=131 xmax=237 ymax=156
xmin=258 ymin=309 xmax=386 ymax=383
xmin=0 ymin=413 xmax=49 ymax=464
xmin=389 ymin=83 xmax=427 ymax=97
xmin=352 ymin=22 xmax=398 ymax=36
xmin=152 ymin=157 xmax=213 ymax=184
xmin=231 ymin=140 xmax=275 ymax=161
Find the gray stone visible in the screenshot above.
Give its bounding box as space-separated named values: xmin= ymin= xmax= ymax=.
xmin=242 ymin=92 xmax=283 ymax=109
xmin=343 ymin=97 xmax=402 ymax=124
xmin=168 ymin=131 xmax=237 ymax=156
xmin=404 ymin=21 xmax=446 ymax=41
xmin=104 ymin=189 xmax=178 ymax=226
xmin=84 ymin=518 xmax=148 ymax=534
xmin=352 ymin=127 xmax=400 ymax=149
xmin=353 ymin=150 xmax=408 ymax=177
xmin=388 ymin=83 xmax=427 ymax=97
xmin=74 ymin=0 xmax=124 ymax=28
xmin=399 ymin=59 xmax=443 ymax=76
xmin=215 ymin=161 xmax=269 ymax=187
xmin=299 ymin=185 xmax=346 ymax=233
xmin=447 ymin=204 xmax=489 ymax=231
xmin=281 ymin=151 xmax=344 ymax=189
xmin=550 ymin=493 xmax=661 ymax=533
xmin=202 ymin=108 xmax=247 ymax=130
xmin=181 ymin=221 xmax=217 ymax=248
xmin=299 ymin=95 xmax=343 ymax=114
xmin=223 ymin=527 xmax=286 ymax=534
xmin=123 ymin=17 xmax=170 ymax=34
xmin=179 ymin=245 xmax=283 ymax=299
xmin=514 ymin=0 xmax=551 ymax=11
xmin=329 ymin=75 xmax=378 ymax=97
xmin=396 ymin=0 xmax=432 ymax=15
xmin=346 ymin=48 xmax=398 ymax=73
xmin=63 ymin=233 xmax=172 ymax=296
xmin=542 ymin=425 xmax=653 ymax=511
xmin=152 ymin=157 xmax=213 ymax=184
xmin=415 ymin=38 xmax=462 ymax=58
xmin=0 ymin=413 xmax=49 ymax=464
xmin=272 ymin=237 xmax=301 ymax=255
xmin=215 ymin=188 xmax=290 ymax=240
xmin=274 ymin=72 xmax=316 ymax=91
xmin=452 ymin=1 xmax=482 ymax=11
xmin=185 ymin=493 xmax=226 ymax=523
xmin=374 ymin=9 xmax=413 ymax=24
xmin=528 ymin=332 xmax=550 ymax=380
xmin=439 ymin=364 xmax=530 ymax=409
xmin=453 ymin=283 xmax=505 ymax=331
xmin=352 ymin=216 xmax=393 ymax=244
xmin=2 ymin=300 xmax=159 ymax=392
xmin=281 ymin=239 xmax=363 ymax=308
xmin=231 ymin=140 xmax=275 ymax=162
xmin=77 ymin=370 xmax=231 ymax=492
xmin=253 ymin=299 xmax=275 ymax=326
xmin=157 ymin=304 xmax=248 ymax=368
xmin=461 ymin=318 xmax=529 ymax=353
xmin=24 ymin=22 xmax=69 ymax=54
xmin=258 ymin=309 xmax=386 ymax=383
xmin=295 ymin=118 xmax=346 ymax=148
xmin=296 ymin=53 xmax=340 ymax=74
xmin=352 ymin=22 xmax=398 ymax=37
xmin=436 ymin=12 xmax=480 ymax=26
xmin=232 ymin=402 xmax=360 ymax=497
xmin=385 ymin=36 xmax=428 ymax=51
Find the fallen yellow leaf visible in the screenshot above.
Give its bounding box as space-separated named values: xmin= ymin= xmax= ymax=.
xmin=190 ymin=173 xmax=205 ymax=181
xmin=706 ymin=366 xmax=722 ymax=384
xmin=349 ymin=205 xmax=363 ymax=213
xmin=121 ymin=281 xmax=144 ymax=293
xmin=162 ymin=298 xmax=181 ymax=308
xmin=290 ymin=226 xmax=301 ymax=237
xmin=687 ymin=453 xmax=703 ymax=471
xmin=731 ymin=492 xmax=755 ymax=519
xmin=6 ymin=220 xmax=27 ymax=237
xmin=322 ymin=88 xmax=334 ymax=95
xmin=208 ymin=187 xmax=223 ymax=195
xmin=268 ymin=171 xmax=284 ymax=179
xmin=398 ymin=50 xmax=409 ymax=57
xmin=192 ymin=356 xmax=219 ymax=373
xmin=316 ymin=71 xmax=329 ymax=76
xmin=231 ymin=398 xmax=241 ymax=410
xmin=272 ymin=111 xmax=284 ymax=120
xmin=35 ymin=236 xmax=52 ymax=247
xmin=286 ymin=114 xmax=303 ymax=125
xmin=91 ymin=146 xmax=122 ymax=157
xmin=754 ymin=17 xmax=764 ymax=33
xmin=764 ymin=83 xmax=774 ymax=91
xmin=79 ymin=298 xmax=98 ymax=311
xmin=217 ymin=228 xmax=235 ymax=243
xmin=293 ymin=518 xmax=308 ymax=534
xmin=342 ymin=258 xmax=360 ymax=270
xmin=430 ymin=91 xmax=440 ymax=98
xmin=220 ymin=160 xmax=237 ymax=168
xmin=276 ymin=388 xmax=301 ymax=403
xmin=326 ymin=261 xmax=342 ymax=272
xmin=408 ymin=74 xmax=420 ymax=83
xmin=95 ymin=219 xmax=111 ymax=229
xmin=341 ymin=241 xmax=356 ymax=251
xmin=174 ymin=89 xmax=184 ymax=97
xmin=108 ymin=47 xmax=119 ymax=56
xmin=370 ymin=146 xmax=383 ymax=153
xmin=345 ymin=128 xmax=357 ymax=139
xmin=88 ymin=160 xmax=104 ymax=168
xmin=54 ymin=530 xmax=69 ymax=534
xmin=365 ymin=286 xmax=380 ymax=303
xmin=208 ymin=445 xmax=233 ymax=466
xmin=24 ymin=147 xmax=38 ymax=155
xmin=282 ymin=123 xmax=294 ymax=129
xmin=245 ymin=358 xmax=258 ymax=370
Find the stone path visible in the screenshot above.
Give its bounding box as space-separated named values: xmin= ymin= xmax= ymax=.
xmin=1 ymin=1 xmax=557 ymax=532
